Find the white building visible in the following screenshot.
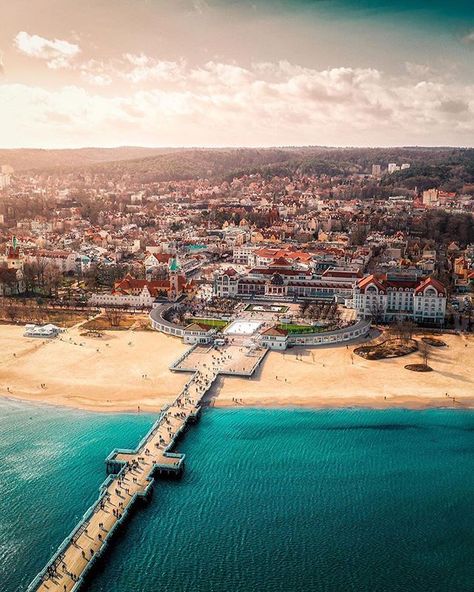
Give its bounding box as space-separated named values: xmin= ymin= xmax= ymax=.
xmin=422 ymin=188 xmax=439 ymax=206
xmin=233 ymin=245 xmax=256 ymax=265
xmin=353 ymin=273 xmax=447 ymax=325
xmin=30 ymin=250 xmax=77 ymax=273
xmin=371 ymin=164 xmax=382 ymax=177
xmin=24 ymin=324 xmax=63 ymax=338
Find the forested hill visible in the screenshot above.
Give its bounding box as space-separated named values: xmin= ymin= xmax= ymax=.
xmin=0 ymin=146 xmax=178 ymax=171
xmin=5 ymin=146 xmax=474 ymax=191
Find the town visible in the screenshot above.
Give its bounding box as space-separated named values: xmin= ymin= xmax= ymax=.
xmin=0 ymin=148 xmax=472 ymax=346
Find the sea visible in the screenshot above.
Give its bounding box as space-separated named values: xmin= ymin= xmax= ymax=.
xmin=1 ymin=399 xmax=473 ymax=592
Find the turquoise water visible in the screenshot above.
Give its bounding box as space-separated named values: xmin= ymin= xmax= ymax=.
xmin=1 ymin=401 xmax=473 ymax=592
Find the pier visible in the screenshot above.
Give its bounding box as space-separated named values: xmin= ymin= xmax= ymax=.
xmin=27 ymin=342 xmax=262 ymax=592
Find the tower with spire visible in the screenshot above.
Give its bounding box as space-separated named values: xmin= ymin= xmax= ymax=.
xmin=168 ymin=257 xmax=181 ymax=301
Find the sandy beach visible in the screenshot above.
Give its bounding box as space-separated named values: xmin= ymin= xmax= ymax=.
xmin=212 ymin=333 xmax=474 ymax=410
xmin=0 ymin=324 xmax=189 ymax=413
xmin=0 ymin=324 xmax=472 ymax=412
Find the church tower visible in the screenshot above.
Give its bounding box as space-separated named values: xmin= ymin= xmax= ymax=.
xmin=168 ymin=257 xmax=181 ymax=301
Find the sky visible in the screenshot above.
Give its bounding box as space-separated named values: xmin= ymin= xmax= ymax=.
xmin=0 ymin=0 xmax=473 ymax=148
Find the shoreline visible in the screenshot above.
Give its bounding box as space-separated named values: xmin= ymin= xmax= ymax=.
xmin=1 ymin=392 xmax=471 ymax=416
xmin=0 ymin=324 xmax=472 ymax=414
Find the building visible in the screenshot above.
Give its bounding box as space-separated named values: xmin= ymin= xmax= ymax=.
xmin=90 ymin=258 xmax=193 ymax=307
xmin=29 ymin=249 xmax=77 ymax=273
xmin=0 ymin=164 xmax=13 ymax=190
xmin=422 ymin=188 xmax=439 ymax=206
xmin=371 ymin=164 xmax=382 ymax=177
xmin=0 ymin=237 xmax=25 ymax=294
xmin=387 ymin=163 xmax=400 ymax=174
xmin=260 ymin=319 xmax=371 ymax=350
xmin=252 ymin=247 xmax=313 ymax=268
xmin=233 ymin=245 xmax=255 ymax=265
xmin=183 ymin=322 xmax=216 ymax=345
xmin=353 ymin=273 xmax=447 ymax=325
xmin=213 ymin=259 xmax=361 ymax=301
xmin=0 ymin=238 xmax=24 ymax=271
xmin=24 ymin=324 xmax=63 ymax=338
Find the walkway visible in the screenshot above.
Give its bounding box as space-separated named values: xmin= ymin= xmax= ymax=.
xmin=28 ymin=362 xmax=219 ymax=591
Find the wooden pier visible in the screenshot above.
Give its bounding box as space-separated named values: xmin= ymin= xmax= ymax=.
xmin=27 ymin=363 xmax=218 ymax=592
xmin=27 ymin=340 xmax=267 ymax=591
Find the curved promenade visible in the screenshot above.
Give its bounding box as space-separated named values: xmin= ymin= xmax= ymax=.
xmin=286 ymin=319 xmax=371 ymax=346
xmin=150 ymin=304 xmax=371 ymax=350
xmin=150 ymin=303 xmax=185 ymax=337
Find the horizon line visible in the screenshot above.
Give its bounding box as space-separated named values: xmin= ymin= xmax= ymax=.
xmin=1 ymin=144 xmax=473 ymax=151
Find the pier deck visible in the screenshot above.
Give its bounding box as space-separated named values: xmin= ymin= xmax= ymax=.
xmin=171 ymin=342 xmax=268 ymax=377
xmin=28 ymin=342 xmax=263 ymax=592
xmin=29 ymin=364 xmax=217 ymax=592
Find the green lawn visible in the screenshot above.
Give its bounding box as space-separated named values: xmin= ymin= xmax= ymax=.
xmin=191 ymin=318 xmax=228 ymax=329
xmin=276 ymin=323 xmax=325 ymax=334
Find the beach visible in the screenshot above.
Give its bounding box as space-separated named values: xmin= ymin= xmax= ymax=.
xmin=0 ymin=324 xmax=472 ymax=412
xmin=213 ymin=333 xmax=474 ymax=410
xmin=0 ymin=324 xmax=189 ymax=413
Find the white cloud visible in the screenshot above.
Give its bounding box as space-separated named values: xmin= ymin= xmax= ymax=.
xmin=14 ymin=31 xmax=80 ymax=69
xmin=79 ymin=60 xmax=113 ymax=86
xmin=0 ymin=60 xmax=473 ymax=147
xmin=80 ymin=71 xmax=113 ymax=86
xmin=120 ymin=54 xmax=185 ymax=83
xmin=404 ymin=62 xmax=432 ymax=78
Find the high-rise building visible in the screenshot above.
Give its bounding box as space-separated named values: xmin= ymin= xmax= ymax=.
xmin=0 ymin=164 xmax=13 ymax=190
xmin=387 ymin=163 xmax=400 ymax=174
xmin=422 ymin=188 xmax=439 ymax=206
xmin=0 ymin=173 xmax=11 ymax=190
xmin=401 ymin=163 xmax=410 ymax=170
xmin=371 ymin=164 xmax=382 ymax=177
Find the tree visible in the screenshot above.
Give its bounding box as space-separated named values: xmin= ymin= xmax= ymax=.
xmin=105 ymin=307 xmax=124 ymax=328
xmin=4 ymin=303 xmax=19 ymax=323
xmin=44 ymin=264 xmax=63 ymax=298
xmin=419 ymin=341 xmax=431 ymax=369
xmin=369 ymin=301 xmax=385 ymax=324
xmin=400 ymin=320 xmax=416 ymax=343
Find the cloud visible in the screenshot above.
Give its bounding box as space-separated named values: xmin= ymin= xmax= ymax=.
xmin=0 ymin=60 xmax=473 ymax=147
xmin=405 ymin=62 xmax=432 ymax=78
xmin=79 ymin=60 xmax=113 ymax=86
xmin=14 ymin=31 xmax=80 ymax=69
xmin=80 ymin=71 xmax=113 ymax=86
xmin=120 ymin=54 xmax=186 ymax=83
xmin=438 ymin=99 xmax=469 ymax=114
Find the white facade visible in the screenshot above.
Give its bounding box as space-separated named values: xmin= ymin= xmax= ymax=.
xmin=233 ymin=245 xmax=255 ymax=265
xmin=0 ymin=173 xmax=11 ymax=190
xmin=30 ymin=251 xmax=77 ymax=273
xmin=90 ymin=286 xmax=154 ymax=308
xmin=353 ymin=275 xmax=446 ymax=324
xmin=261 ymin=319 xmax=371 ymax=350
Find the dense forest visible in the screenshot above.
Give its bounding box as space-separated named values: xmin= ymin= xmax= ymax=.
xmin=0 ymin=146 xmax=177 ymax=171
xmin=5 ymin=146 xmax=474 ymax=191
